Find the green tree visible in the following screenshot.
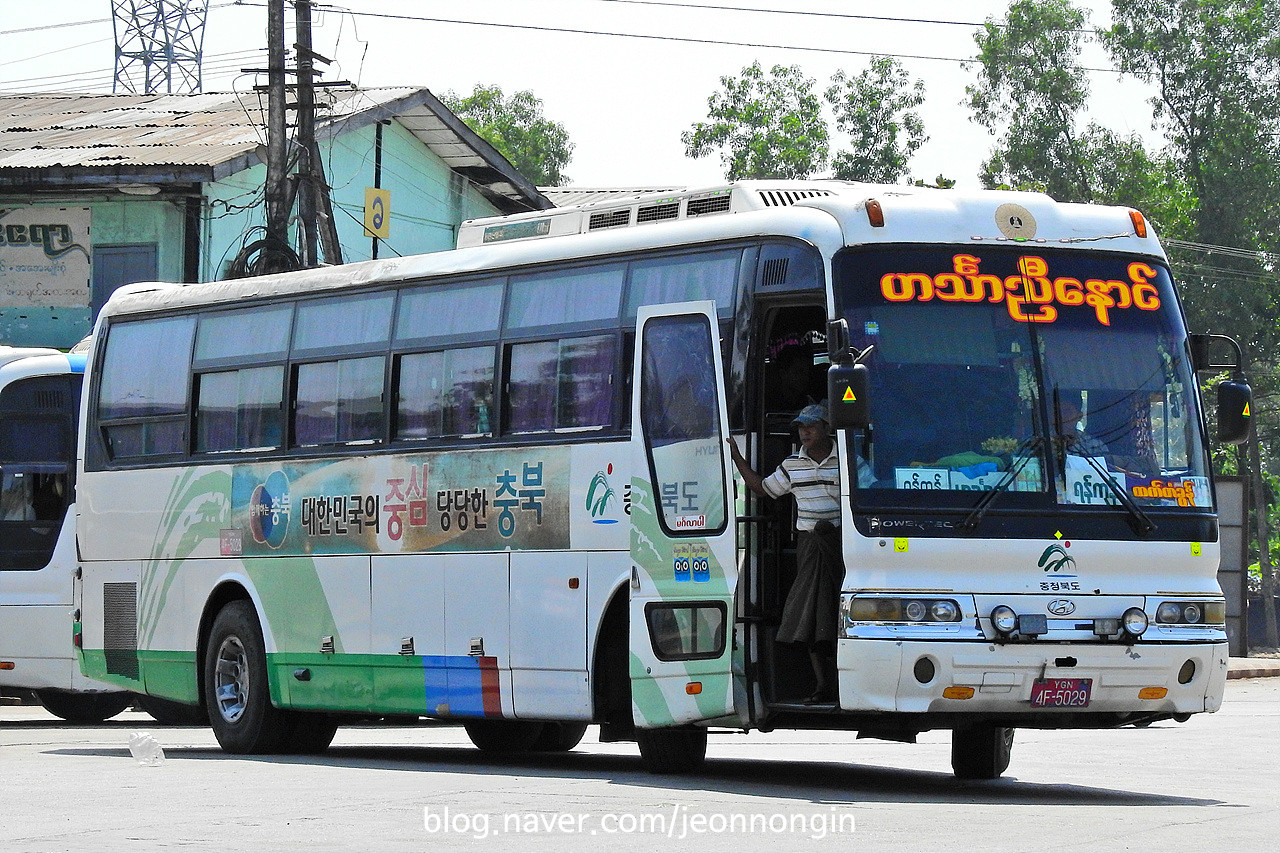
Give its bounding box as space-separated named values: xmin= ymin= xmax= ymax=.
xmin=966 ymin=0 xmax=1101 ymax=201
xmin=682 ymin=61 xmax=829 ymax=180
xmin=1102 ymin=0 xmax=1280 ymax=352
xmin=825 ymin=56 xmax=927 ymax=183
xmin=442 ymin=84 xmax=574 ymax=186
xmin=1103 ymin=1 xmax=1280 ymax=647
xmin=965 ymin=0 xmax=1195 ymax=251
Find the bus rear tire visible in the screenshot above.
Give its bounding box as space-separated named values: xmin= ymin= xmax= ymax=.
xmin=951 ymin=725 xmax=1014 ymax=779
xmin=463 ymin=719 xmax=545 ymax=752
xmin=636 ymin=726 xmax=707 ymax=774
xmin=204 ymin=600 xmax=289 ymax=754
xmin=138 ymin=694 xmax=207 ymax=726
xmin=34 ymin=689 xmax=131 ymax=723
xmin=532 ymin=722 xmax=589 ymax=752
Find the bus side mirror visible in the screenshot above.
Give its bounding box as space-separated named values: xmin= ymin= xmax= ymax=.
xmin=828 ymin=363 xmax=870 ymax=430
xmin=1217 ymin=379 xmax=1252 ymax=445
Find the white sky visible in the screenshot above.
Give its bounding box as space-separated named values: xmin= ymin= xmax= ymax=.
xmin=0 ymin=0 xmax=1160 ymax=189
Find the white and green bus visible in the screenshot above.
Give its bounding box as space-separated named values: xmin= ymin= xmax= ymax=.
xmin=75 ymin=181 xmax=1247 ymax=777
xmin=0 ymin=345 xmax=205 ymax=724
xmin=0 ymin=346 xmax=129 ymax=722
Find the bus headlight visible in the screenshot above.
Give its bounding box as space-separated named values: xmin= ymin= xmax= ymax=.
xmin=1122 ymin=607 xmax=1149 ymax=637
xmin=930 ymin=600 xmax=959 ymax=622
xmin=845 ymin=596 xmax=964 ymax=624
xmin=1155 ymin=600 xmax=1224 ymax=625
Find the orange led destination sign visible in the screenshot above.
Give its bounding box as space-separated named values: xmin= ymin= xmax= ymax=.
xmin=880 ymin=254 xmax=1161 ymax=325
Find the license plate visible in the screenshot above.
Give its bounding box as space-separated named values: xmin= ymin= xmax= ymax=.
xmin=1030 ymin=677 xmax=1092 ymax=708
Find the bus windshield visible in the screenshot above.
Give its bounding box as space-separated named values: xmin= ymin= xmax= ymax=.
xmin=834 ymin=245 xmax=1210 ymax=511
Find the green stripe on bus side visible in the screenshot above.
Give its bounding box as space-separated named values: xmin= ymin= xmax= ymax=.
xmin=77 ymin=648 xmax=143 ymax=692
xmin=138 ymin=650 xmax=199 ymax=704
xmin=268 ymin=652 xmax=437 ymax=714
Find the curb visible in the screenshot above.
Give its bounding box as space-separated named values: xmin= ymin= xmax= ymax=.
xmin=1227 ymin=658 xmax=1280 ymax=680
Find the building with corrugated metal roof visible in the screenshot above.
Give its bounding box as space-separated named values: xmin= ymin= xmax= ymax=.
xmin=0 ymin=88 xmax=550 ymax=348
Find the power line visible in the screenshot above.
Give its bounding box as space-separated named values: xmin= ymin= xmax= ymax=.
xmin=590 ymin=0 xmax=1029 ymax=31
xmin=273 ymin=1 xmax=1128 ymax=73
xmin=258 ymin=1 xmax=980 ymax=66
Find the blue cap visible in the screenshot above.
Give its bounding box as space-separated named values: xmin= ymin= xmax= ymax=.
xmin=793 ymin=402 xmax=828 ymax=426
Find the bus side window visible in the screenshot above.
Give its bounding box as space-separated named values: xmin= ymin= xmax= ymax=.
xmin=294 ymin=357 xmax=385 ymax=447
xmin=506 ymin=335 xmax=617 ymax=434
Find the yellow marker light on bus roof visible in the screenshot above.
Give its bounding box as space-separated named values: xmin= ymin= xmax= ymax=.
xmin=1139 ymin=687 xmax=1168 ymax=700
xmin=0 ymin=661 xmax=15 ymax=670
xmin=942 ymin=686 xmax=974 ymax=700
xmin=686 ymin=682 xmax=703 ymax=695
xmin=865 ymin=198 xmax=885 ymax=228
xmin=1129 ymin=210 xmax=1148 ymax=238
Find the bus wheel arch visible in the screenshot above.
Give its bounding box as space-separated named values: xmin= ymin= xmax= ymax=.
xmin=195 ymin=581 xmax=255 ymax=718
xmin=201 ymin=595 xmax=290 ymax=753
xmin=590 ymin=585 xmax=631 ymax=733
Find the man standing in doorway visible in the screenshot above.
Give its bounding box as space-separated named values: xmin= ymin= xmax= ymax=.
xmin=727 ymin=402 xmax=842 ymax=704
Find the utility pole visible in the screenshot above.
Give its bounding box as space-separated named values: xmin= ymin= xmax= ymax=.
xmin=262 ymin=0 xmax=292 ymax=272
xmin=294 ymin=0 xmax=343 ymax=266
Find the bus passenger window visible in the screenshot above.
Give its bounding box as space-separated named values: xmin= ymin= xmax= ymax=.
xmin=294 ymin=357 xmax=385 ymax=446
xmin=397 ymin=348 xmax=494 ymax=439
xmin=195 ymin=367 xmax=284 ymax=452
xmin=507 ymin=336 xmax=616 ymax=433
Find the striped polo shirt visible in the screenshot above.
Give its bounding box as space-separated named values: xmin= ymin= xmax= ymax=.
xmin=761 ymin=446 xmax=841 ymax=531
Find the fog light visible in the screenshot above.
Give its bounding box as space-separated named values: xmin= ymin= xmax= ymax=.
xmin=1122 ymin=607 xmax=1149 ymax=637
xmin=913 ymin=656 xmax=936 ymax=684
xmin=991 ymin=605 xmax=1017 ymax=635
xmin=1178 ymin=659 xmax=1196 ymax=684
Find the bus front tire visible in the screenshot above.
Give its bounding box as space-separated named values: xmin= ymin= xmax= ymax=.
xmin=34 ymin=689 xmax=131 ymax=723
xmin=203 ymin=600 xmax=289 ymax=754
xmin=636 ymin=726 xmax=707 ymax=774
xmin=463 ymin=719 xmax=546 ymax=752
xmin=951 ymin=725 xmax=1014 ymax=779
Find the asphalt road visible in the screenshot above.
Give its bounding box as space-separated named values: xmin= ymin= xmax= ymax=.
xmin=2 ymin=678 xmax=1276 ymax=852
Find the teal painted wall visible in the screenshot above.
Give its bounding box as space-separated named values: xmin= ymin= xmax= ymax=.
xmin=205 ymin=117 xmax=506 ymax=279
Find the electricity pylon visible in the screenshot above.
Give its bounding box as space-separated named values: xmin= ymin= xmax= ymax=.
xmin=112 ymin=1 xmax=208 ymax=94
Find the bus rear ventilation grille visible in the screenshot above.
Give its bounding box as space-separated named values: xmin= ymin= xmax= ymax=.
xmin=103 ymin=581 xmax=139 ymax=680
xmin=636 ymin=202 xmax=680 ymax=223
xmin=588 ymin=209 xmax=631 ymax=230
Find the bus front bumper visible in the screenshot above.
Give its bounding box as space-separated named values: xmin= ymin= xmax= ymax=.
xmin=836 ymin=638 xmax=1229 ymax=719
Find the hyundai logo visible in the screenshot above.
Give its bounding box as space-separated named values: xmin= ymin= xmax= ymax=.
xmin=1047 ymin=599 xmax=1076 ymax=616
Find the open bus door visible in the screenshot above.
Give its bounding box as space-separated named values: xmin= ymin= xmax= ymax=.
xmin=629 ymin=302 xmax=738 ymax=771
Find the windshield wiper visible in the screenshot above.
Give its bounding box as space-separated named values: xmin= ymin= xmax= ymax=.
xmin=960 ymin=436 xmax=1043 ymax=532
xmin=1076 ymin=453 xmax=1157 ymax=536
